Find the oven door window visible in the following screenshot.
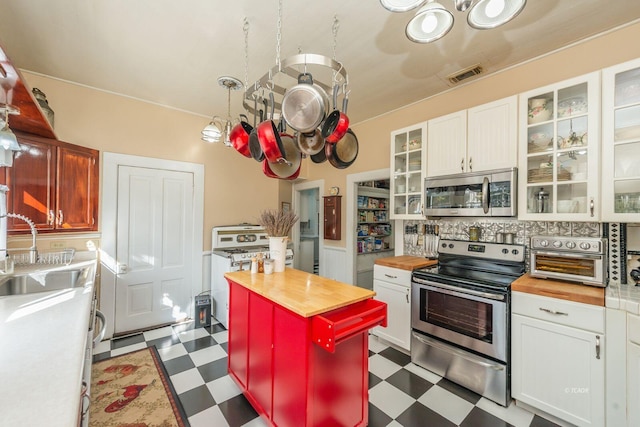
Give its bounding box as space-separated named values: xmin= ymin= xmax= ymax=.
xmin=534 ymin=254 xmax=596 ymax=278
xmin=420 ymin=288 xmax=493 ymax=343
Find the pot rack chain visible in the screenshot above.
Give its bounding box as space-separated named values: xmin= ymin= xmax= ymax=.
xmin=243 ymin=18 xmax=250 ymax=90
xmin=242 ymin=1 xmax=348 ymax=116
xmin=275 ymin=0 xmax=282 ymax=67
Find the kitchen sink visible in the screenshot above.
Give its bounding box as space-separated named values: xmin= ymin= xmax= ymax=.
xmin=0 ymin=266 xmax=93 ymax=297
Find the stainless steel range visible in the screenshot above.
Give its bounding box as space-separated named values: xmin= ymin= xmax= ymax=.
xmin=411 ymin=239 xmax=525 ymax=407
xmin=210 ymin=224 xmax=293 ymax=329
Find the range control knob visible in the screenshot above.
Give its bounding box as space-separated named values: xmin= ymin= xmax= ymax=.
xmin=512 ymin=249 xmax=519 ymax=255
xmin=580 ymin=242 xmax=591 ymax=250
xmin=448 ymin=243 xmax=454 ymax=249
xmin=442 ymin=243 xmax=447 ymax=248
xmin=566 ymin=241 xmax=576 ymax=249
xmin=539 ymin=240 xmax=549 ymax=247
xmin=502 ymin=248 xmax=509 ymax=254
xmin=553 ymin=240 xmax=563 ymax=248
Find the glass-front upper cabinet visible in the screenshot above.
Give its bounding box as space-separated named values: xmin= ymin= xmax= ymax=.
xmin=518 ymin=72 xmax=600 ymax=220
xmin=602 ymin=58 xmax=640 ymax=221
xmin=390 ymin=121 xmax=427 ymax=219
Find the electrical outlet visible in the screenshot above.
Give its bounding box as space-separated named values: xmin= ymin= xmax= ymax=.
xmin=50 ymin=241 xmax=65 ymax=249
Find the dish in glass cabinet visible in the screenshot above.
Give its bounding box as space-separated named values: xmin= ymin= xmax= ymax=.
xmin=557 ymin=96 xmax=587 ymax=118
xmin=529 ymin=132 xmax=552 ymax=150
xmin=528 ymin=98 xmax=553 ymax=124
xmin=408 ymin=196 xmax=421 ymax=214
xmin=401 ymin=139 xmax=422 ymax=151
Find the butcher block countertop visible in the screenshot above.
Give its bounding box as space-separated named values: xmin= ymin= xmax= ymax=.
xmin=374 ymin=255 xmax=438 ymax=271
xmin=225 ymin=268 xmax=376 ymax=318
xmin=512 ymin=274 xmax=605 ymax=306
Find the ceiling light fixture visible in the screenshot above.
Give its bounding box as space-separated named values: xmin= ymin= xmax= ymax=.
xmin=406 ymin=2 xmax=454 ymax=43
xmin=467 ymin=0 xmax=526 ymax=29
xmin=201 ymin=76 xmax=243 ymax=145
xmin=381 ymin=0 xmax=526 ymax=43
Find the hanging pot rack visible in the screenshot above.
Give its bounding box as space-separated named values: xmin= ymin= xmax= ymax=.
xmin=242 ymin=53 xmax=349 ymax=117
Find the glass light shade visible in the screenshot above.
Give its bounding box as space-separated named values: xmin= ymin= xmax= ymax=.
xmin=406 ymin=2 xmax=454 ymax=43
xmin=0 ymin=128 xmax=20 ymax=151
xmin=380 ymin=0 xmax=426 ymax=12
xmin=468 ymin=0 xmax=527 ymax=29
xmin=201 ymin=119 xmax=223 ymax=143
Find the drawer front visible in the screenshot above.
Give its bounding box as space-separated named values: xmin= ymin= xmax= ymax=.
xmin=629 ymin=313 xmax=640 ymax=345
xmin=512 ymin=291 xmax=604 ymax=333
xmin=373 ymin=265 xmax=411 ymax=287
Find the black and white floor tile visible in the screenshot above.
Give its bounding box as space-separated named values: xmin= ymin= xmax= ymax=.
xmin=93 ymin=319 xmax=560 ymax=427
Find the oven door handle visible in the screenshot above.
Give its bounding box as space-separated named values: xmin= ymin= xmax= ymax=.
xmin=93 ymin=310 xmax=107 ymax=346
xmin=412 ymin=277 xmax=506 ymax=301
xmin=533 ymin=251 xmax=604 ymax=260
xmin=411 ymin=332 xmax=505 ymax=371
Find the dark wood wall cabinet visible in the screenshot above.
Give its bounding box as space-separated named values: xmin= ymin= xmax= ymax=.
xmin=1 ymin=132 xmax=99 ymax=233
xmin=323 ymin=195 xmax=341 ymax=240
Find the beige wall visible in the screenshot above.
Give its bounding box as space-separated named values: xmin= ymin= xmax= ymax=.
xmin=21 ymin=22 xmax=640 ymax=250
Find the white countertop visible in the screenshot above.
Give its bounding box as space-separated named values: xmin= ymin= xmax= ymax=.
xmin=0 ymin=258 xmax=96 ymax=427
xmin=606 ymin=282 xmax=640 ymax=314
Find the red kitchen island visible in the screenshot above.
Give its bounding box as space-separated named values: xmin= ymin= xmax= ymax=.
xmin=225 ymin=268 xmax=387 ymax=427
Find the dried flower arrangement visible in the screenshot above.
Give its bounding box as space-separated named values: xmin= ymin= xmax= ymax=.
xmin=258 ymin=209 xmax=299 ymax=237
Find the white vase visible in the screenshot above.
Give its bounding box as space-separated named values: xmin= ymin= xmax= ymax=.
xmin=269 ymin=236 xmax=288 ymax=272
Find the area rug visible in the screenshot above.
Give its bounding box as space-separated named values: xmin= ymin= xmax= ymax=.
xmin=90 ymin=346 xmax=189 ymax=427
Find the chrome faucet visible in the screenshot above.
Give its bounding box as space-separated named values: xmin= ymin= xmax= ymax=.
xmin=6 ymin=213 xmax=38 ymax=263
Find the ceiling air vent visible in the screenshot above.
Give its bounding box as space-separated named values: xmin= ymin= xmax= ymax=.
xmin=447 ymin=64 xmax=484 ymax=85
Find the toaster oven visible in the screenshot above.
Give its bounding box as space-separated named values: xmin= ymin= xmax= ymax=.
xmin=530 ymin=236 xmax=607 ymax=287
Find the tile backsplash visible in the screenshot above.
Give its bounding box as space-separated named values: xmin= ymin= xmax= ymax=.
xmin=402 ymin=218 xmax=601 ymax=255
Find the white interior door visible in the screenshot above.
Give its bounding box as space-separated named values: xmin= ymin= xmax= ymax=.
xmin=114 ymin=166 xmax=194 ymax=333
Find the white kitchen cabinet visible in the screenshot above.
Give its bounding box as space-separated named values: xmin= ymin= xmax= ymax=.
xmin=512 ymin=291 xmax=605 ymax=427
xmin=427 ymin=96 xmax=517 ymax=177
xmin=602 ymin=58 xmax=640 ymax=221
xmin=427 ymin=111 xmax=467 ymax=177
xmin=372 ymin=265 xmax=411 ymax=351
xmin=390 ymin=122 xmax=427 ymax=219
xmin=628 ymin=312 xmax=640 ymax=427
xmin=517 ymin=72 xmax=601 ymax=220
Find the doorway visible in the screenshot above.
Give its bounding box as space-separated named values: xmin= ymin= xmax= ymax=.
xmin=298 ymin=188 xmax=319 ymax=274
xmin=346 ymin=169 xmax=394 ymax=288
xmin=101 ymin=153 xmax=204 ymax=336
xmin=293 ymin=180 xmax=324 ymax=276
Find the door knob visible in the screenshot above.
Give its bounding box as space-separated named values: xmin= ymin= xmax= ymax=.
xmin=117 ymin=264 xmax=128 ymax=274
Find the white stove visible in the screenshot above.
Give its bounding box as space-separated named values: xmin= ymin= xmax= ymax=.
xmin=210 ymin=224 xmax=293 ymax=328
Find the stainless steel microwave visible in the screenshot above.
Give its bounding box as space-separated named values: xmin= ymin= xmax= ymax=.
xmin=424 ymin=167 xmax=517 ymax=217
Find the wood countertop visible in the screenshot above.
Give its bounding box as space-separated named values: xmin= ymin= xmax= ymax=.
xmin=374 ymin=256 xmax=438 ymax=271
xmin=512 ymin=274 xmax=605 ymax=306
xmin=225 ymin=268 xmax=376 ymax=318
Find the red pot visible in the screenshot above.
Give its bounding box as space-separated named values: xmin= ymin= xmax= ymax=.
xmin=229 ymin=120 xmax=253 ymax=158
xmin=321 ymin=109 xmax=349 ymax=143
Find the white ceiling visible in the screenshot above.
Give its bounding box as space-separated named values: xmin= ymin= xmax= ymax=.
xmin=0 ymin=0 xmax=639 ymax=125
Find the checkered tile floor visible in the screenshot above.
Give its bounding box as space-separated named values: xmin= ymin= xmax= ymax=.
xmin=93 ymin=319 xmax=560 ymax=427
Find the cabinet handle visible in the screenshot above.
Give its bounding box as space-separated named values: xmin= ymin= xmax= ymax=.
xmin=460 ymin=158 xmax=464 ymax=172
xmin=57 ymin=210 xmax=64 ymax=226
xmin=539 ymin=307 xmax=568 ymax=316
xmin=406 ymin=289 xmax=410 ymax=304
xmin=595 ymin=335 xmax=601 ymax=359
xmin=469 ymin=157 xmax=473 ymax=171
xmin=48 ymin=210 xmax=55 ymax=226
xmin=384 ymin=274 xmax=398 ymax=279
xmin=590 ymin=198 xmax=595 ymax=217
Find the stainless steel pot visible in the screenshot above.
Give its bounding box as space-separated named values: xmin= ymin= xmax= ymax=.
xmin=281 ymin=73 xmax=328 ymax=133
